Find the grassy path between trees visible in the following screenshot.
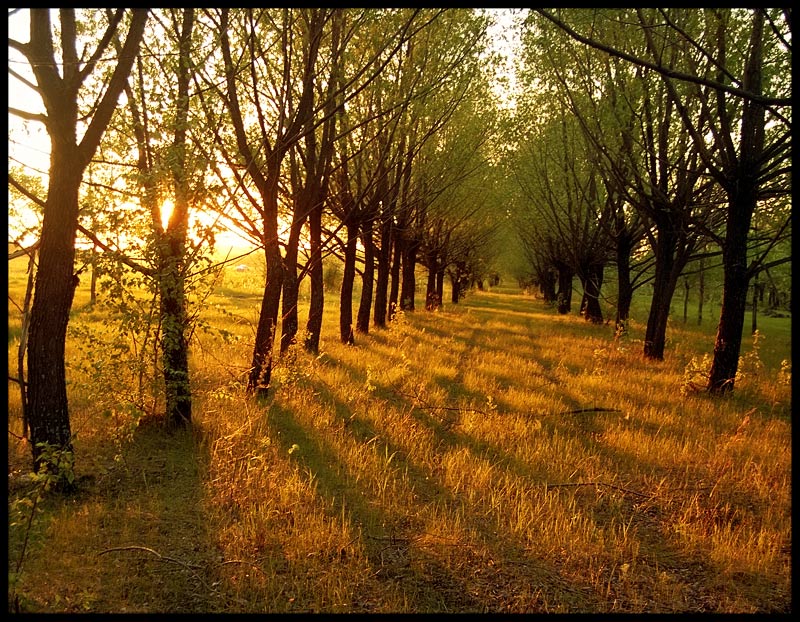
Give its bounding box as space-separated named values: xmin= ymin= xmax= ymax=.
xmin=8 ymin=286 xmax=791 ymax=613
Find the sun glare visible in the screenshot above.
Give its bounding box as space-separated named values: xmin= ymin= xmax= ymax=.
xmin=161 ymin=198 xmax=175 ymax=230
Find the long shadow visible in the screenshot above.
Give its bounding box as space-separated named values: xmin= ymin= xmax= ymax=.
xmin=44 ymin=421 xmax=224 ymax=613
xmin=425 ymin=291 xmax=790 ymax=612
xmin=267 ymin=373 xmax=604 ymax=612
xmin=293 ymin=292 xmax=788 ymax=611
xmin=262 ymin=399 xmax=487 ymax=611
xmin=388 ymin=298 xmax=687 ymax=607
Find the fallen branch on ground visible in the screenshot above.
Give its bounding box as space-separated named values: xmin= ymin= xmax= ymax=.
xmin=390 ymin=386 xmax=494 ymax=417
xmin=556 ymin=407 xmax=623 ymax=415
xmin=543 ymin=481 xmax=651 ymax=499
xmin=97 ymin=545 xmax=210 ymax=588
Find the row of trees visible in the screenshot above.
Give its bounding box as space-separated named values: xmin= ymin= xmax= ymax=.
xmin=8 ymin=9 xmax=791 ymax=484
xmin=508 ymin=8 xmax=791 ymax=390
xmin=8 ymin=9 xmax=504 ymax=479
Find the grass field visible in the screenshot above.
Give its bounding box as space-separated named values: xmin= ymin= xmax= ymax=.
xmin=7 ymin=256 xmax=792 ymax=613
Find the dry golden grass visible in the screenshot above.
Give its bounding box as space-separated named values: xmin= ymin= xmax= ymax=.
xmin=7 ymin=264 xmax=792 ymax=613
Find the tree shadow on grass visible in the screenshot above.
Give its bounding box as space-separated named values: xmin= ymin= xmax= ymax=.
xmin=266 ymin=372 xmax=608 ymax=612
xmin=8 ymin=420 xmax=226 ymax=613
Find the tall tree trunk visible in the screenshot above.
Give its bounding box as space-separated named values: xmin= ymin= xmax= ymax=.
xmin=541 ymin=269 xmax=557 ymax=304
xmin=160 ymin=6 xmax=194 ymax=428
xmin=450 ymin=271 xmax=460 ymax=304
xmin=707 ymin=191 xmax=756 ymax=392
xmin=159 ymin=242 xmax=191 ymax=427
xmin=424 ymin=253 xmax=439 ymax=311
xmin=373 ymin=216 xmax=392 ymax=328
xmin=389 ymin=233 xmax=403 ymax=318
xmin=280 ymin=212 xmax=305 ymax=354
xmin=708 ymin=256 xmax=750 ymax=393
xmin=435 ymin=264 xmax=445 ymax=307
xmin=25 ymin=7 xmax=148 ymax=478
xmin=356 ymin=220 xmax=374 ymax=334
xmin=339 ymin=220 xmax=358 ymax=344
xmin=27 ymin=153 xmax=82 ymax=472
xmin=400 ymin=238 xmax=418 ymax=311
xmin=248 ymin=178 xmax=285 ymax=397
xmin=304 ymin=202 xmax=324 ymax=354
xmin=750 ymin=274 xmax=759 ymax=335
xmin=555 ymin=263 xmax=573 ymax=315
xmin=615 ymin=234 xmax=633 ymax=332
xmin=683 ymin=277 xmax=690 ymax=324
xmin=643 ymin=226 xmax=685 ymax=360
xmin=581 ymin=263 xmax=604 ymax=324
xmin=707 ymin=10 xmax=765 ymax=393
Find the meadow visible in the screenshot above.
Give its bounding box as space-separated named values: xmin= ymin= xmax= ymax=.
xmin=7 ymin=255 xmax=792 ymax=613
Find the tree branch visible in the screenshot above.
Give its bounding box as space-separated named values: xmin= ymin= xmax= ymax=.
xmin=75 ymin=224 xmax=155 ymax=277
xmin=533 ymin=9 xmax=792 ymax=108
xmin=7 ymin=106 xmax=46 ymax=124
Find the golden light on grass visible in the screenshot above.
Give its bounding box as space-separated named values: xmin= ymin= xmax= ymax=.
xmin=7 ymin=259 xmax=792 ymax=613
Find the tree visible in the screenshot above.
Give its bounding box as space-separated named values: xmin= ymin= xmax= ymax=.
xmin=9 ymin=9 xmax=149 ymax=477
xmin=121 ymin=8 xmax=199 ymax=426
xmin=509 ymin=106 xmax=615 ymax=324
xmin=524 ymin=10 xmax=727 ymax=357
xmin=196 ymin=8 xmax=328 ymax=397
xmin=533 ymin=8 xmax=792 ymax=388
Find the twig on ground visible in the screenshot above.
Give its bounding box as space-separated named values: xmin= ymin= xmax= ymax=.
xmin=390 ymin=386 xmax=493 ymax=417
xmin=97 ymin=545 xmax=210 ymax=588
xmin=556 ymin=408 xmax=623 ymax=415
xmin=543 ymin=481 xmax=651 ymax=499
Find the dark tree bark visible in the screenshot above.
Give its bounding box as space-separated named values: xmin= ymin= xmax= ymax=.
xmin=250 ymin=223 xmax=285 ymax=395
xmin=555 ymin=263 xmax=573 ymax=315
xmin=614 ymin=231 xmax=633 ymax=332
xmin=750 ymin=274 xmax=759 ymax=335
xmin=424 ymin=259 xmax=440 ymax=311
xmin=389 ymin=232 xmax=402 ymax=318
xmin=26 ymin=158 xmax=82 ymax=473
xmin=356 ymin=220 xmax=375 ymax=334
xmin=580 ymin=263 xmax=604 ymax=324
xmin=540 ymin=269 xmax=557 ymax=303
xmin=373 ymin=214 xmax=393 ymax=328
xmin=682 ymin=277 xmax=690 ymax=324
xmin=216 ymin=9 xmax=327 ymax=398
xmin=448 ymin=260 xmax=469 ymax=304
xmin=159 ymin=245 xmax=192 ymax=426
xmin=122 ymin=8 xmax=196 ymax=428
xmin=435 ymin=265 xmax=445 ymax=307
xmin=22 ymin=9 xmax=148 ymax=476
xmin=706 ymin=13 xmax=767 ymax=392
xmin=339 ymin=220 xmax=358 ymax=344
xmin=449 ymin=272 xmax=460 ymax=304
xmin=304 ymin=202 xmax=324 ymax=354
xmin=643 ymin=224 xmax=688 ymax=360
xmin=280 ymin=212 xmax=306 ymax=354
xmin=707 ymin=187 xmax=757 ymax=391
xmin=400 ymin=238 xmax=419 ymax=311
xmin=159 ymin=7 xmax=195 ymax=428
